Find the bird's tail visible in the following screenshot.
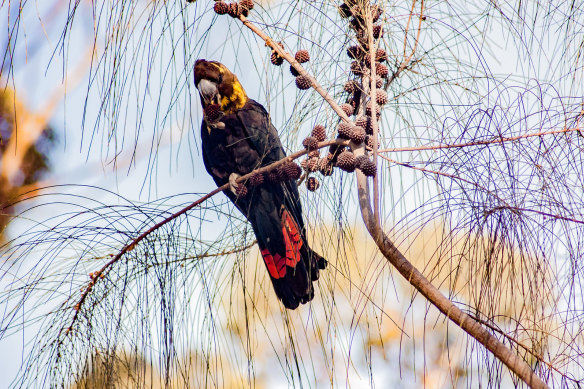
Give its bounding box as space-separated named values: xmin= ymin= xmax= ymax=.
xmin=260 ymin=209 xmax=327 ymax=309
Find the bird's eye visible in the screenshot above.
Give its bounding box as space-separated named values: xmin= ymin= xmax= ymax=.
xmin=212 ymin=74 xmax=222 ymax=84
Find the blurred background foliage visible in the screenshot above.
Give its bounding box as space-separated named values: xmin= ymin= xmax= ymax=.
xmin=0 ymin=86 xmax=55 ymax=242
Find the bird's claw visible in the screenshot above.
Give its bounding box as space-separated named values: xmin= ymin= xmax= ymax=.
xmin=229 ymin=173 xmax=241 ymax=195
xmin=206 ymin=120 xmax=225 ymax=130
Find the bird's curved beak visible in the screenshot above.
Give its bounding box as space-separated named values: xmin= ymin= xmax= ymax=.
xmin=197 ymin=79 xmax=219 ymax=106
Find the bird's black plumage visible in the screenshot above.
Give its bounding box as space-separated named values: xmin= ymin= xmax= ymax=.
xmin=194 ymin=59 xmax=326 ymax=309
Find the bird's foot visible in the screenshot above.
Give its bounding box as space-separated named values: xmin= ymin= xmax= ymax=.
xmin=207 ymin=121 xmax=225 ymax=130
xmin=229 ymin=173 xmax=242 ymax=195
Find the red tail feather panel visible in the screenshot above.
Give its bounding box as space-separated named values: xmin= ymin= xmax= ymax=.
xmin=281 ymin=209 xmax=302 ymax=267
xmin=261 ymin=209 xmax=303 ymax=279
xmin=261 ymin=249 xmax=286 ymax=279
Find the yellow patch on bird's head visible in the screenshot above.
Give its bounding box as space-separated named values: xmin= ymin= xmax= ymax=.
xmin=219 ymin=79 xmax=246 ymax=114
xmin=194 ymin=59 xmax=248 ymax=115
xmin=216 ymin=63 xmax=247 ymax=114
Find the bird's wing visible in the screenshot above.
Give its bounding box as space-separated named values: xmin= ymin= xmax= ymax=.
xmin=200 ymin=120 xmax=227 ymax=187
xmin=235 ymin=99 xmax=286 ymax=166
xmin=236 ymin=99 xmax=305 ymax=228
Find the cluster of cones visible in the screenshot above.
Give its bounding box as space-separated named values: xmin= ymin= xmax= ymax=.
xmin=232 ymin=160 xmax=303 ymax=198
xmin=297 ymin=122 xmax=376 ymax=193
xmin=270 ymin=47 xmax=313 ymax=91
xmin=294 ymin=0 xmax=386 ymax=192
xmin=214 ymin=0 xmax=386 ymax=194
xmin=213 ymin=0 xmax=254 ymax=18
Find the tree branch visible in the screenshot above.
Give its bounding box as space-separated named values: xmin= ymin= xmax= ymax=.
xmin=377 ymin=126 xmax=583 ymax=154
xmin=65 ymin=138 xmax=345 ymax=333
xmin=355 ymin=163 xmax=548 ymax=388
xmin=237 ymin=9 xmax=549 ymax=387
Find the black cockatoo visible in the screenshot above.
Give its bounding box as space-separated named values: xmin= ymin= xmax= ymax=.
xmin=193 ymin=59 xmax=326 ymax=309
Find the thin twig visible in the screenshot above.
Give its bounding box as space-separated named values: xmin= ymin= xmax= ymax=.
xmin=65 ymin=139 xmax=346 ymax=333
xmin=378 ymin=154 xmax=584 ymax=225
xmin=159 ymin=241 xmax=257 ymax=265
xmin=386 ymin=0 xmax=424 ymax=86
xmin=466 ymin=312 xmax=579 ymax=383
xmin=238 ymin=15 xmax=352 ymax=124
xmin=378 ymin=127 xmax=582 ymax=154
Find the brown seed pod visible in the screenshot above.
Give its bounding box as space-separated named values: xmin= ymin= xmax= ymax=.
xmin=266 ymin=169 xmax=281 ymax=183
xmin=355 ymin=116 xmax=367 ymax=128
xmin=295 ymin=49 xmax=310 ymax=63
xmin=366 ymin=135 xmax=378 ymax=149
xmin=346 ymin=45 xmax=363 ymax=60
xmin=308 ymin=150 xmax=320 ymax=158
xmin=371 ymin=76 xmax=383 ymax=89
xmin=355 ymin=155 xmax=369 ymax=168
xmin=283 ymin=161 xmax=302 ymax=180
xmin=376 ymin=48 xmax=387 ymax=62
xmin=305 ymin=157 xmax=319 ymax=173
xmin=302 ymin=136 xmax=319 ymax=150
xmin=236 ymin=183 xmax=248 ymax=197
xmin=376 ymin=63 xmax=389 ymax=78
xmin=227 ymin=2 xmax=242 ymax=18
xmin=337 ymin=122 xmax=353 ymax=139
xmin=318 ymin=155 xmax=334 ymax=176
xmin=373 ymin=24 xmax=384 ymax=39
xmin=214 ymin=1 xmax=229 ymax=15
xmin=341 ymin=103 xmax=354 ymax=117
xmin=249 ymin=171 xmax=264 ymax=186
xmin=358 ymin=158 xmax=376 ymax=177
xmin=364 ymin=115 xmax=374 ymax=134
xmin=343 ymin=80 xmax=356 ymax=94
xmin=277 ymin=166 xmax=288 ymax=181
xmin=362 ymin=56 xmax=372 ymax=69
xmin=204 ymin=104 xmax=222 ymax=121
xmin=240 ymin=0 xmax=254 ymax=11
xmin=338 ymin=3 xmax=352 ymax=18
xmin=350 ymin=61 xmax=363 ymax=75
xmin=270 ymin=51 xmax=283 ymax=66
xmin=318 ymin=153 xmax=333 ymax=166
xmin=311 ymin=124 xmax=326 ymax=142
xmin=371 ymin=5 xmax=382 ymax=22
xmin=350 ymin=125 xmax=366 ymax=144
xmin=290 ymin=65 xmax=300 ymax=77
xmin=336 ymin=150 xmax=357 ymax=172
xmin=295 ymin=75 xmax=312 ymax=90
xmin=376 ymin=90 xmax=388 ymax=105
xmin=306 ymin=177 xmax=320 ymax=191
xmin=366 ymin=101 xmax=382 ymax=116
xmin=355 ymin=29 xmax=369 ymax=46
